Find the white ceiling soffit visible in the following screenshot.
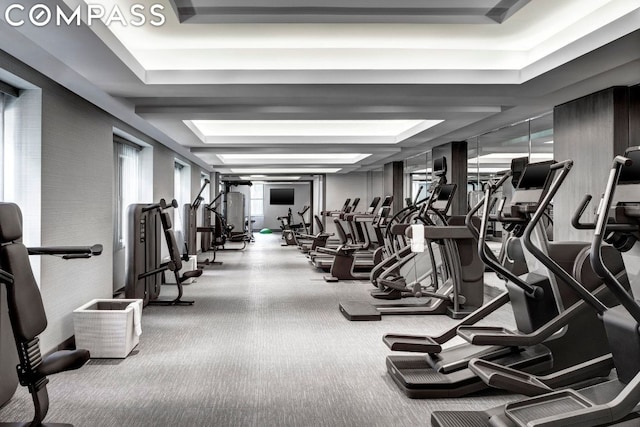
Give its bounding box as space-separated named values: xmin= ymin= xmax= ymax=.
xmin=63 ymin=0 xmax=640 ymax=85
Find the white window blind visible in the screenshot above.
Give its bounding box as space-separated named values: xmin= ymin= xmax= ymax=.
xmin=113 ymin=141 xmax=140 ymax=250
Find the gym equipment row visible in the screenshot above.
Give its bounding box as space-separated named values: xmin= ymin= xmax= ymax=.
xmin=431 ymin=147 xmax=640 ymax=426
xmin=281 ymin=149 xmax=640 ymax=425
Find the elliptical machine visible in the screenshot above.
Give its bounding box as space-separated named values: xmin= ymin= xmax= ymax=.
xmin=383 ymin=159 xmax=621 ymax=398
xmin=432 ymin=147 xmax=640 ymax=426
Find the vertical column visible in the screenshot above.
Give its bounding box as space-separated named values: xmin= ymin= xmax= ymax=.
xmin=383 ymin=161 xmax=403 ymax=214
xmin=432 ymin=141 xmax=468 ymax=216
xmin=212 ymin=171 xmax=220 ymax=202
xmin=631 ymin=85 xmax=640 ymax=145
xmin=554 ymin=87 xmax=632 ymax=242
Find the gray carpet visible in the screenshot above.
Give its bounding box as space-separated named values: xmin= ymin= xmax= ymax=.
xmin=0 ymin=233 xmax=520 ymax=426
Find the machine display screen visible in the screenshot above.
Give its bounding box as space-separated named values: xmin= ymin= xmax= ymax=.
xmin=437 ymin=184 xmax=455 ymax=201
xmin=516 ymin=161 xmax=553 ymax=190
xmin=270 ymin=188 xmax=295 ymax=205
xmin=433 ymin=157 xmax=446 ymax=176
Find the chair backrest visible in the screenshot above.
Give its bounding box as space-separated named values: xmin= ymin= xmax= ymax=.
xmin=333 ymin=218 xmax=348 ymax=244
xmin=0 ymin=203 xmax=47 ymax=342
xmin=160 ymin=212 xmax=183 ymax=271
xmin=314 ymin=215 xmax=324 ymax=234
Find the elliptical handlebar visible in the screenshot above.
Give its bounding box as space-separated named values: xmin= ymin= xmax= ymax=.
xmin=465 ymin=172 xmax=544 ymax=299
xmin=522 ymin=160 xmax=608 ymax=313
xmin=571 ymin=194 xmax=595 ymax=229
xmin=589 ymin=154 xmax=640 ymax=324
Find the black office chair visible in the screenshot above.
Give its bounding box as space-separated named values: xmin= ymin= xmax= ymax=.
xmin=0 ymin=202 xmax=91 ymax=426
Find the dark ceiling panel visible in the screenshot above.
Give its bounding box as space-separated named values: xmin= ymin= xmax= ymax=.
xmin=168 ymin=0 xmax=531 ymax=24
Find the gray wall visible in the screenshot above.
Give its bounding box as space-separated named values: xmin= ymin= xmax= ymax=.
xmin=553 ymin=87 xmax=631 ymax=242
xmin=39 ymin=84 xmax=113 ymax=352
xmin=325 ymin=173 xmax=373 ymax=233
xmin=0 ymin=49 xmax=210 ymax=353
xmin=260 ymin=182 xmax=311 ymax=231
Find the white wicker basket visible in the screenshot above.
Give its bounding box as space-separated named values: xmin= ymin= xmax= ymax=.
xmin=73 ymin=299 xmax=143 ymax=359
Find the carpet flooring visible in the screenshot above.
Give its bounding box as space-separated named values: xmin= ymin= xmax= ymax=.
xmin=0 ymin=233 xmax=520 ymax=426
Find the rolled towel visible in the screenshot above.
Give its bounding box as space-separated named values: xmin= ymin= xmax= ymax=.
xmin=131 ymin=300 xmax=143 ymax=337
xmin=410 ymin=224 xmax=425 ymax=253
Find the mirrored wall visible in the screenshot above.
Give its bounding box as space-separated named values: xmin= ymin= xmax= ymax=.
xmin=467 ymin=113 xmax=553 ymax=192
xmin=404 ymin=151 xmax=430 ymax=206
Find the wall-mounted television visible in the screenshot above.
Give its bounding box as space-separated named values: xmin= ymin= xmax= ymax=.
xmin=270 ymin=188 xmax=295 ymax=205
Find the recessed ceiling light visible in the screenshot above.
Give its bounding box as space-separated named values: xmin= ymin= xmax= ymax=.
xmin=187 ymin=120 xmax=440 ymax=138
xmin=217 ymin=153 xmax=371 ymax=164
xmin=240 ymin=176 xmax=302 ymax=180
xmin=231 ymin=168 xmax=342 ymax=174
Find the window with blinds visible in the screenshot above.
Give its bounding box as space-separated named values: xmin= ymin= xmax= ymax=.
xmin=113 ymin=140 xmax=141 ymax=250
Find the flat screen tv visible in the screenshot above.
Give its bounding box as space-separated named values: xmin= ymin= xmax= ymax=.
xmin=270 ymin=188 xmax=295 ymax=205
xmin=433 ymin=157 xmax=447 ymax=177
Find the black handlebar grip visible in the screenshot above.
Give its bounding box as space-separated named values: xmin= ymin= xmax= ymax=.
xmin=571 ymin=194 xmax=595 ymax=230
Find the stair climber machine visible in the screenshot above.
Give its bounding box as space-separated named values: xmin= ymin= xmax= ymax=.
xmin=125 ymin=199 xmax=202 ymax=306
xmin=382 ymin=159 xmax=623 ymax=398
xmin=316 ymin=196 xmax=392 ymax=282
xmin=278 ymin=208 xmax=294 ymax=245
xmin=306 ymin=197 xmax=364 ymax=264
xmin=298 ymin=199 xmax=352 ymax=254
xmin=296 ymin=214 xmax=335 ymax=254
xmin=309 ymin=197 xmax=378 ymax=269
xmin=312 ymin=198 xmax=360 ymax=251
xmin=281 ymin=206 xmax=313 ymax=246
xmin=432 ymin=147 xmax=640 ymax=426
xmin=338 ymin=183 xmax=483 ymax=321
xmin=280 ymin=205 xmax=313 ymax=246
xmin=0 ymin=204 xmax=103 ymax=410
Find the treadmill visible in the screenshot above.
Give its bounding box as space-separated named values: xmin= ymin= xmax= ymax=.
xmin=432 ymin=148 xmax=640 ymax=426
xmin=383 ymin=160 xmax=621 ymax=398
